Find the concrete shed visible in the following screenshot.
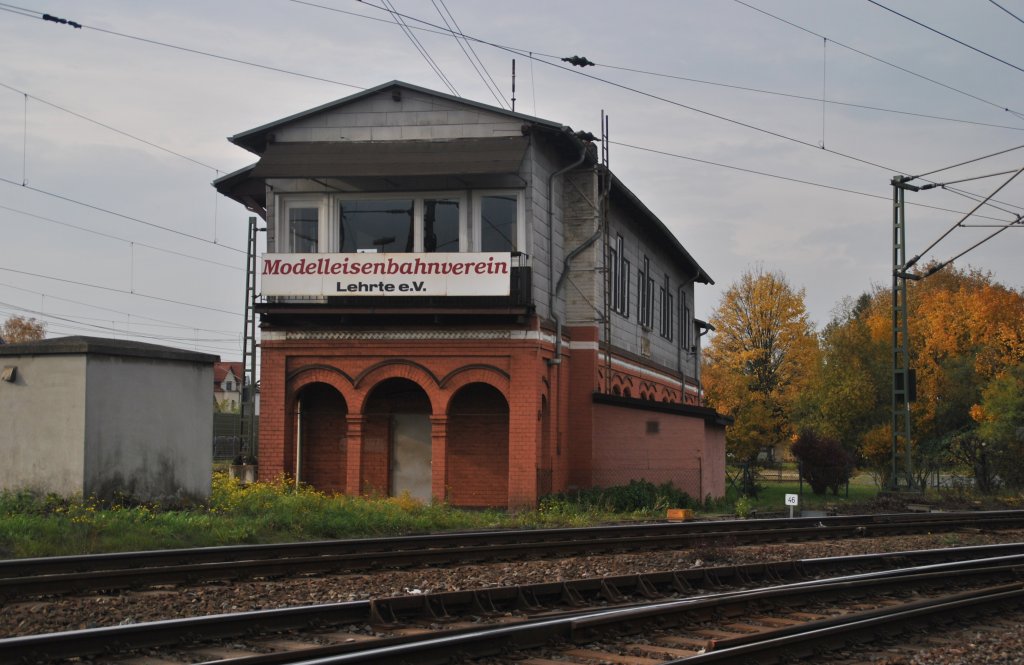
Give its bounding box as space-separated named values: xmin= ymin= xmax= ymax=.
xmin=0 ymin=336 xmax=218 ymax=502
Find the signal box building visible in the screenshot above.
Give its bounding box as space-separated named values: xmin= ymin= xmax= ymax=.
xmin=216 ymin=81 xmax=727 ymax=508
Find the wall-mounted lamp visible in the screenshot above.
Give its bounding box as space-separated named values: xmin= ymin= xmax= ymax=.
xmin=1 ymin=366 xmax=16 ymax=382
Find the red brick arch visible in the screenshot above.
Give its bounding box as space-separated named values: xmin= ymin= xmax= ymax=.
xmin=439 ymin=364 xmax=510 ymax=412
xmin=354 ymin=360 xmax=441 ymax=415
xmin=286 ymin=365 xmax=358 ymax=410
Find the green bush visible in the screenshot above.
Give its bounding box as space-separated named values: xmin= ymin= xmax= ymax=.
xmin=540 ymin=480 xmax=694 ymax=514
xmin=791 ymin=430 xmax=855 ymax=495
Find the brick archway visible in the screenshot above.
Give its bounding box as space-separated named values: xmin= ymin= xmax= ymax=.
xmin=353 ymin=360 xmax=441 ymax=415
xmin=439 ymin=365 xmax=510 ymax=411
xmin=293 ymin=382 xmax=348 ymax=493
xmin=446 ymin=382 xmax=510 ymax=508
xmin=361 ymin=377 xmax=434 ymax=501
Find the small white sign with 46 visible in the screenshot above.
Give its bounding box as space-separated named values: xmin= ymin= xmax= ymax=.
xmin=784 ymin=493 xmax=799 ymax=506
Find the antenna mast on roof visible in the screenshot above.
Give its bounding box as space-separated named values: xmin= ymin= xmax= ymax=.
xmin=511 ymin=59 xmax=517 ymax=112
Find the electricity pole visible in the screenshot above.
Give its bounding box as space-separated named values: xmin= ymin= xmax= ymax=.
xmin=891 ymin=176 xmax=917 ymax=491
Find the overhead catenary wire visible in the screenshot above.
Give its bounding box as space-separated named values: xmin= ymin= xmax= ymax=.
xmin=0 ymin=204 xmax=244 ymax=272
xmin=431 ymin=0 xmax=507 ymax=109
xmin=923 ymin=213 xmax=1024 ymax=277
xmin=294 ymin=0 xmax=1024 ymax=132
xmin=0 ymin=177 xmax=246 ymax=254
xmin=906 ymin=163 xmax=1024 ymax=269
xmin=732 ymin=0 xmax=1024 ymax=121
xmin=0 ymin=301 xmax=237 ymax=345
xmin=0 ymin=2 xmax=363 ymax=90
xmin=0 ymin=266 xmax=241 ymax=316
xmin=0 ymin=81 xmax=223 ymax=172
xmin=0 ymin=280 xmax=239 ymax=335
xmin=610 ymin=140 xmax=1018 ymax=225
xmin=866 ymin=0 xmax=1024 ymax=76
xmin=911 ymin=144 xmax=1024 ymax=179
xmin=988 ymin=0 xmax=1024 ymax=25
xmin=381 ymin=0 xmax=459 ymax=96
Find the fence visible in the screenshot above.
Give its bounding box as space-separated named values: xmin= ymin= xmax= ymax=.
xmin=212 ymin=413 xmax=259 ymax=461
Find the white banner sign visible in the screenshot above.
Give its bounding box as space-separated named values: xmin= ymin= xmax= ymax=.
xmin=261 ymin=252 xmax=513 ymax=297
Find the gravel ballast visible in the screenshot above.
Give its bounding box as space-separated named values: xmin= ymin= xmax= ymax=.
xmin=2 ymin=528 xmax=1023 ymax=663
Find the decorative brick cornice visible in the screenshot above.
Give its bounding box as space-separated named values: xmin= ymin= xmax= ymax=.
xmin=277 ymin=330 xmax=513 ymax=341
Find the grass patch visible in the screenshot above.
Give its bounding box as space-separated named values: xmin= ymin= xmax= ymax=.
xmin=0 ymin=475 xmax=706 ymax=558
xmin=725 ymin=470 xmax=882 ymax=516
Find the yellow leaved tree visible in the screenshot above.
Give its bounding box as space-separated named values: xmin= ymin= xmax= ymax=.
xmin=701 ymin=267 xmax=819 ymax=466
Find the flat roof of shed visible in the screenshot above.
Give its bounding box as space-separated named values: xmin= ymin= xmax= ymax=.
xmin=0 ymin=336 xmax=219 ymax=364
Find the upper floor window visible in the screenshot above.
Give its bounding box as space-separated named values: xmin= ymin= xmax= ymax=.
xmin=680 ymin=291 xmax=693 ymax=351
xmin=424 ymin=198 xmax=461 ymax=252
xmin=638 ymin=255 xmax=654 ymax=329
xmin=277 ymin=191 xmax=522 ymax=254
xmin=284 ymin=200 xmax=321 ymax=254
xmin=475 ymin=192 xmax=523 ymax=252
xmin=340 ymin=198 xmax=414 ymax=253
xmin=659 ymin=274 xmax=673 ymax=340
xmin=609 ymin=234 xmax=629 ymax=317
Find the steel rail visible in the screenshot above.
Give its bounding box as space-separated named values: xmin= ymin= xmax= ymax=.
xmin=264 ymin=555 xmax=1024 ymax=664
xmin=4 ymin=543 xmax=1024 ymax=664
xmin=676 ymin=584 xmax=1024 ymax=663
xmin=2 ymin=509 xmax=1022 ymax=578
xmin=3 ymin=511 xmax=1024 ymax=601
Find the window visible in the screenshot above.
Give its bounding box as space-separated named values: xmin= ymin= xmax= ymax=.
xmin=277 ymin=192 xmax=500 ymax=254
xmin=285 ymin=202 xmax=320 ymax=253
xmin=680 ymin=291 xmax=693 ymax=351
xmin=340 ymin=198 xmax=414 ymax=253
xmin=423 ymin=198 xmax=461 ymax=252
xmin=660 ymin=274 xmax=673 ymax=340
xmin=476 ymin=193 xmax=521 ymax=252
xmin=638 ymin=256 xmax=654 ymax=329
xmin=610 ymin=234 xmax=630 ymax=316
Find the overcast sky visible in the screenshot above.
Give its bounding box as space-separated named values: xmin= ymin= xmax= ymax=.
xmin=2 ymin=0 xmax=1022 ymax=362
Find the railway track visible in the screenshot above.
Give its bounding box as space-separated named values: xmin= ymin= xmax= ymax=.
xmin=3 ymin=510 xmax=1024 ymax=600
xmin=4 ymin=542 xmax=1024 ymax=663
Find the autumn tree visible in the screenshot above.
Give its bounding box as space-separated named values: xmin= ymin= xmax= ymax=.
xmin=701 ymin=267 xmax=819 ymax=466
xmin=0 ymin=315 xmax=45 ymax=343
xmin=855 ymin=264 xmax=1024 ymax=488
xmin=971 ymin=364 xmax=1024 ymax=490
xmin=800 ymin=294 xmax=889 ymax=453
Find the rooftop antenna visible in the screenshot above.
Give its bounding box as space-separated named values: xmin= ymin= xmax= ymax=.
xmin=511 ymin=59 xmax=517 ymax=112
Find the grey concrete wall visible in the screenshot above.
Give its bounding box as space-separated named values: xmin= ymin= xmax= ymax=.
xmin=0 ymin=355 xmax=87 ymax=494
xmin=84 ymin=356 xmax=212 ymax=502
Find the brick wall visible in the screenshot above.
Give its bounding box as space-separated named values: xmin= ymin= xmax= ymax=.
xmin=591 ymin=402 xmax=709 ymax=500
xmin=296 ymin=383 xmax=347 ymax=493
xmin=446 ymin=384 xmax=509 ymax=507
xmin=258 ymin=326 xmax=724 ymax=506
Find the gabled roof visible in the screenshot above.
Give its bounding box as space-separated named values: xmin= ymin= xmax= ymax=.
xmin=214 ymin=361 xmax=244 ymax=383
xmin=228 ymin=80 xmax=565 ymax=156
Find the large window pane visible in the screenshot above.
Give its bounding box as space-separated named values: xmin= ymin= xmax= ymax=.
xmin=288 ymin=207 xmax=319 ymax=253
xmin=424 ymin=198 xmax=460 ymax=252
xmin=340 ymin=199 xmax=414 ymax=253
xmin=480 ymin=195 xmax=517 ymax=252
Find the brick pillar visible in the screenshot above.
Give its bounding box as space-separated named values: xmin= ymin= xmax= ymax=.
xmin=257 ymin=345 xmax=287 ymax=482
xmin=430 ymin=415 xmax=449 ymax=503
xmin=345 ymin=415 xmax=365 ymax=496
xmin=507 ymin=349 xmax=541 ymax=508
